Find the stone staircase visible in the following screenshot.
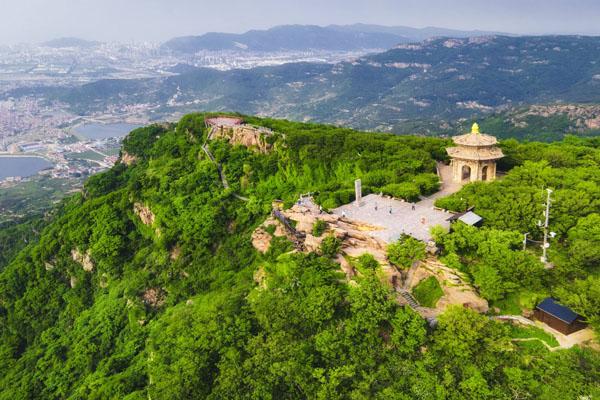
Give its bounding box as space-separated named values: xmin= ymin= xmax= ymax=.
xmin=272 ymin=209 xmax=306 ymax=251
xmin=398 ymin=289 xmax=420 ymax=310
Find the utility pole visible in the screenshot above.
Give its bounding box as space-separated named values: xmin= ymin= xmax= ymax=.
xmin=540 ymin=188 xmax=553 ymax=263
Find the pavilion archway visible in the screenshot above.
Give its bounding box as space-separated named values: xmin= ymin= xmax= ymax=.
xmin=461 ymin=165 xmax=472 ymax=181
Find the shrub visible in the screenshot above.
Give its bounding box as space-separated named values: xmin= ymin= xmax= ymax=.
xmin=381 ymin=182 xmax=420 ymax=202
xmin=387 ymin=234 xmax=426 ymax=269
xmin=320 ymin=235 xmax=342 ymax=258
xmin=413 ymin=173 xmax=441 ymax=195
xmin=357 ymin=253 xmax=379 ymax=271
xmin=312 ymin=219 xmax=327 ymax=237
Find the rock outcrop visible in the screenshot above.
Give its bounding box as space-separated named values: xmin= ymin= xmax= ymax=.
xmin=71 ymin=248 xmax=94 ymax=272
xmin=211 ymin=125 xmax=275 ymax=153
xmin=252 ymin=197 xmax=487 ymax=316
xmin=134 ymin=202 xmax=156 ymax=226
xmin=142 ymin=287 xmax=166 ymax=308
xmin=411 ymin=258 xmax=488 ymax=314
xmin=121 ymin=151 xmax=137 ymax=166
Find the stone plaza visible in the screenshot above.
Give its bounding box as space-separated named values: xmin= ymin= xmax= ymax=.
xmin=332 ymin=193 xmax=452 ymax=243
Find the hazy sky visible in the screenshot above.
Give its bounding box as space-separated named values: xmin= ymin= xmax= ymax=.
xmin=1 ymin=0 xmax=599 ymax=44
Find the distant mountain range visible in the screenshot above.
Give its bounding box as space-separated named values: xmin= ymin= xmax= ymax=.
xmin=160 ymin=24 xmax=509 ymax=53
xmin=15 ymin=35 xmax=600 ymax=139
xmin=39 ymin=25 xmax=509 ymax=53
xmin=328 ymin=23 xmax=511 ymax=42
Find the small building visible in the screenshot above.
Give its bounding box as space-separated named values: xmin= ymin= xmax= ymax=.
xmin=446 ymin=123 xmax=504 ymax=183
xmin=447 ymin=210 xmax=483 ymax=227
xmin=533 ymin=298 xmax=587 ymax=335
xmin=447 ymin=208 xmax=484 ymax=227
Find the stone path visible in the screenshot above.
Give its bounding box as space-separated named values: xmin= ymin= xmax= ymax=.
xmin=201 ymin=144 xmax=249 ymax=202
xmin=493 ymin=315 xmax=597 ymax=349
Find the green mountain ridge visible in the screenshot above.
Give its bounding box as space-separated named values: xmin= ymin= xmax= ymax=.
xmin=15 ymin=35 xmax=600 ymax=140
xmin=0 ymin=114 xmax=599 ymax=399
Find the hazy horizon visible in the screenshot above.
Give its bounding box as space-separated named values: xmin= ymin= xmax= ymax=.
xmin=1 ymin=0 xmax=599 ymax=45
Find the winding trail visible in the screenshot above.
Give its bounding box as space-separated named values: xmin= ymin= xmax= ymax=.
xmin=201 ymin=141 xmax=249 ymax=202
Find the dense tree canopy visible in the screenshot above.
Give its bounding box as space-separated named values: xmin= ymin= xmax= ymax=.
xmin=0 ymin=114 xmax=598 ymax=399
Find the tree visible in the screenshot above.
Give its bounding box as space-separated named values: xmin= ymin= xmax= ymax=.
xmin=387 ymin=235 xmax=426 ymax=269
xmin=472 ymin=264 xmax=506 ymax=301
xmin=554 ymin=276 xmax=600 ymax=332
xmin=567 ymin=213 xmax=600 ymax=269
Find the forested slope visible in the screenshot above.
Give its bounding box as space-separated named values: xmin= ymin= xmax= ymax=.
xmin=17 ymin=35 xmax=600 ymax=140
xmin=0 ymin=114 xmax=598 ymax=399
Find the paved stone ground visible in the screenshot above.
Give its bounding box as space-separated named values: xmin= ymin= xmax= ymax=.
xmin=332 ymin=193 xmax=453 ymax=242
xmin=332 ymin=163 xmax=461 ymax=243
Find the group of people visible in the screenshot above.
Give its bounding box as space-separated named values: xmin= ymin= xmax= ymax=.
xmin=373 ymin=202 xmax=417 ymax=213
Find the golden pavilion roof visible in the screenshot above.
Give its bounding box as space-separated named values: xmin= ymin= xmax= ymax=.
xmin=446 ymin=123 xmax=504 ymax=161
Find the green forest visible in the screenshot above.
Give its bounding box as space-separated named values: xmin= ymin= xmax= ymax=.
xmin=0 ymin=113 xmax=598 ymax=399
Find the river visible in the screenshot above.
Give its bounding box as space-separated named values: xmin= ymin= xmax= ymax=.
xmin=73 ymin=123 xmax=142 ymax=139
xmin=0 ymin=156 xmax=53 ymax=179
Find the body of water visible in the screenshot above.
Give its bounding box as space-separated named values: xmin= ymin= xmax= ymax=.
xmin=0 ymin=157 xmax=53 ymax=179
xmin=74 ymin=123 xmax=141 ymax=139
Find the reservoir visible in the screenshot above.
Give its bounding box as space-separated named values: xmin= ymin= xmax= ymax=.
xmin=74 ymin=123 xmax=141 ymax=139
xmin=0 ymin=157 xmax=53 ymax=179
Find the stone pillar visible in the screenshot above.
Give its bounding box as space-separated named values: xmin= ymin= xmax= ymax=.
xmin=490 ymin=162 xmax=497 ymax=181
xmin=452 ymin=160 xmax=461 ymax=183
xmin=355 ymin=179 xmax=362 ymax=205
xmin=471 ymin=162 xmax=479 ymax=182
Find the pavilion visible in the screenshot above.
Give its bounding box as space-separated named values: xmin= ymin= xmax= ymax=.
xmin=446 ymin=123 xmax=504 ymax=183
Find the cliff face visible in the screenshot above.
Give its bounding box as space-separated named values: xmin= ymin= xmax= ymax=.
xmin=210 ymin=124 xmax=275 ymax=153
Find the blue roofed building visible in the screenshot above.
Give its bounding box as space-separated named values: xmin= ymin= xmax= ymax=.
xmin=533 ymin=298 xmax=587 ymax=335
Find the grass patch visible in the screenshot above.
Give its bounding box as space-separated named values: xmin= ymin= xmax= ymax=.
xmin=265 ymin=236 xmax=293 ymax=261
xmin=491 ymin=292 xmax=522 ymax=315
xmin=412 ymin=276 xmax=444 ymax=308
xmin=491 ymin=291 xmax=549 ymax=315
xmin=514 ymin=339 xmax=549 ymax=352
xmin=508 ymin=324 xmax=560 ymax=347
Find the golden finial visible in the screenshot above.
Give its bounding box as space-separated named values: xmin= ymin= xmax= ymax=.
xmin=471 ymin=122 xmax=480 ymax=134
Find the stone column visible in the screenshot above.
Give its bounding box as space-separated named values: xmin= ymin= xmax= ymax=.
xmin=355 ymin=179 xmax=362 ymax=205
xmin=490 ymin=162 xmax=497 ymax=181
xmin=452 ymin=160 xmax=461 ymax=183
xmin=473 ymin=162 xmax=478 ymax=182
